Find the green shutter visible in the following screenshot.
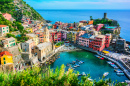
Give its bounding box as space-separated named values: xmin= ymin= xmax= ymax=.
xmin=4 ymin=61 xmax=6 ymax=64
xmin=3 ymin=58 xmax=5 ymax=60
xmin=7 ymin=30 xmax=8 ymax=32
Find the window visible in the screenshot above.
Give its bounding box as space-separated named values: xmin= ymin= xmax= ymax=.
xmin=3 ymin=28 xmax=5 ymax=29
xmin=4 ymin=61 xmax=6 ymax=64
xmin=7 ymin=27 xmax=8 ymax=29
xmin=3 ymin=31 xmax=5 ymax=33
xmin=3 ymin=58 xmax=5 ymax=60
xmin=7 ymin=45 xmax=8 ymax=47
xmin=7 ymin=30 xmax=8 ymax=32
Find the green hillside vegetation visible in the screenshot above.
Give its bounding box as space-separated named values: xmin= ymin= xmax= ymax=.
xmin=0 ymin=14 xmax=23 ymax=32
xmin=0 ymin=0 xmax=45 ymax=22
xmin=0 ymin=65 xmax=127 ymax=86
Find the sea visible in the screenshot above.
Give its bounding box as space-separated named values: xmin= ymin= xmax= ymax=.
xmin=36 ymin=9 xmax=130 ymax=41
xmin=36 ymin=10 xmax=130 ymax=82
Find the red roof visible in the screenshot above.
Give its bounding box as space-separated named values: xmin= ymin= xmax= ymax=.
xmin=0 ymin=25 xmax=7 ymax=27
xmin=0 ymin=51 xmax=12 ymax=57
xmin=69 ymin=26 xmax=73 ymax=29
xmin=2 ymin=13 xmax=11 ymax=16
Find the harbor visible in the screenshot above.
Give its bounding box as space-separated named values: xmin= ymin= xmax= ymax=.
xmin=50 ymin=50 xmax=128 ymax=82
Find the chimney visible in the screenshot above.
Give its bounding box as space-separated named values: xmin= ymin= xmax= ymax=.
xmin=104 ymin=13 xmax=107 ymax=19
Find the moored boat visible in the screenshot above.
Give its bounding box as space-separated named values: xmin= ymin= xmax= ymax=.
xmin=76 ymin=64 xmax=80 ymax=67
xmin=81 ymin=72 xmax=86 ymax=76
xmin=103 ymin=72 xmax=109 ymax=77
xmin=117 ymin=72 xmax=124 ymax=76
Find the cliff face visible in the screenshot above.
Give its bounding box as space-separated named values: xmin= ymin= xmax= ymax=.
xmin=0 ymin=0 xmax=45 ymax=23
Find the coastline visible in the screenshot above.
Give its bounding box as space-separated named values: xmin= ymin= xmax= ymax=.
xmin=72 ymin=44 xmax=130 ymax=80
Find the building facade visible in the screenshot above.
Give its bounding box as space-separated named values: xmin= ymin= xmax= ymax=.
xmin=89 ymin=35 xmax=106 ymax=51
xmin=1 ymin=37 xmax=16 ymax=48
xmin=34 ymin=42 xmax=54 ymax=61
xmin=0 ymin=25 xmax=9 ymax=36
xmin=26 ymin=34 xmax=39 ymax=45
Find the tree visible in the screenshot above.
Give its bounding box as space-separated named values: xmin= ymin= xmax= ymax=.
xmin=90 ymin=16 xmax=93 ymax=20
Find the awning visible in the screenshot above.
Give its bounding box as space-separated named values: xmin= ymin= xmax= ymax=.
xmin=102 ymin=50 xmax=109 ymax=54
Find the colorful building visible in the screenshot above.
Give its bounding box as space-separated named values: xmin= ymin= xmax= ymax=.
xmin=105 ymin=34 xmax=111 ymax=48
xmin=89 ymin=35 xmax=106 ymax=51
xmin=49 ymin=30 xmax=62 ymax=42
xmin=26 ymin=34 xmax=39 ymax=45
xmin=1 ymin=37 xmax=16 ymax=48
xmin=34 ymin=42 xmax=54 ymax=61
xmin=94 ymin=24 xmax=104 ymax=31
xmin=2 ymin=13 xmax=14 ymax=21
xmin=21 ymin=39 xmax=35 ymax=60
xmin=0 ymin=51 xmax=13 ymax=65
xmin=78 ymin=33 xmax=92 ymax=47
xmin=61 ymin=30 xmax=67 ymax=41
xmin=0 ymin=25 xmax=9 ymax=36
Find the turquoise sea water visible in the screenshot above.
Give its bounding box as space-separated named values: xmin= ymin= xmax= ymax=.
xmin=50 ymin=51 xmax=128 ymax=82
xmin=37 ymin=9 xmax=130 ymax=41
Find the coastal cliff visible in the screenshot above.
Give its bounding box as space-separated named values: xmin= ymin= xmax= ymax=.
xmin=0 ymin=0 xmax=45 ymax=22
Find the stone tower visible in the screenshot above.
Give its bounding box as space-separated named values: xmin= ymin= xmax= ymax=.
xmin=43 ymin=27 xmax=50 ymax=42
xmin=104 ymin=13 xmax=107 ymax=19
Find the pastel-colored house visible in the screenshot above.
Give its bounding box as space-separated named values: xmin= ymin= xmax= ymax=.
xmin=2 ymin=13 xmax=14 ymax=21
xmin=26 ymin=34 xmax=39 ymax=45
xmin=0 ymin=25 xmax=9 ymax=36
xmin=21 ymin=39 xmax=35 ymax=60
xmin=94 ymin=24 xmax=104 ymax=31
xmin=1 ymin=37 xmax=16 ymax=48
xmin=78 ymin=33 xmax=92 ymax=47
xmin=0 ymin=51 xmax=13 ymax=65
xmin=34 ymin=42 xmax=54 ymax=61
xmin=89 ymin=35 xmax=106 ymax=51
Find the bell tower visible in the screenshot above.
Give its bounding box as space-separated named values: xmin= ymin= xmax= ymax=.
xmin=43 ymin=27 xmax=50 ymax=42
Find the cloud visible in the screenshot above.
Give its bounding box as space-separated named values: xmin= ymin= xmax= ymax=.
xmin=107 ymin=0 xmax=130 ymax=2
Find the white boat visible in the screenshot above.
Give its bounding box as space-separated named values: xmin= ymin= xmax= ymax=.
xmin=88 ymin=78 xmax=93 ymax=81
xmin=117 ymin=72 xmax=124 ymax=76
xmin=81 ymin=72 xmax=86 ymax=76
xmin=103 ymin=72 xmax=109 ymax=77
xmin=116 ymin=70 xmax=123 ymax=73
xmin=74 ymin=65 xmax=77 ymax=68
xmin=76 ymin=64 xmax=80 ymax=67
xmin=107 ymin=61 xmax=112 ymax=64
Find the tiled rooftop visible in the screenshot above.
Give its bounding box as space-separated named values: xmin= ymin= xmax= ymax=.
xmin=80 ymin=33 xmax=92 ymax=39
xmin=37 ymin=42 xmax=51 ymax=50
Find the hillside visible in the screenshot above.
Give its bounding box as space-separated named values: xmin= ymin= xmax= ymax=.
xmin=0 ymin=0 xmax=45 ymax=22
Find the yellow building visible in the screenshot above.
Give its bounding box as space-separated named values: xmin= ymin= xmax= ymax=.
xmin=67 ymin=31 xmax=77 ymax=43
xmin=26 ymin=28 xmax=33 ymax=33
xmin=0 ymin=51 xmax=13 ymax=65
xmin=26 ymin=34 xmax=39 ymax=45
xmin=43 ymin=27 xmax=50 ymax=42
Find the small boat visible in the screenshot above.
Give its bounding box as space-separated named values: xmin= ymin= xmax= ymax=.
xmin=125 ymin=80 xmax=130 ymax=84
xmin=80 ymin=61 xmax=84 ymax=63
xmin=113 ymin=65 xmax=119 ymax=69
xmin=116 ymin=69 xmax=123 ymax=73
xmin=107 ymin=61 xmax=112 ymax=64
xmin=88 ymin=78 xmax=93 ymax=81
xmin=76 ymin=64 xmax=80 ymax=67
xmin=100 ymin=57 xmax=104 ymax=60
xmin=95 ymin=55 xmax=100 ymax=57
xmin=117 ymin=72 xmax=124 ymax=76
xmin=103 ymin=72 xmax=109 ymax=77
xmin=81 ymin=72 xmax=86 ymax=76
xmin=74 ymin=65 xmax=78 ymax=68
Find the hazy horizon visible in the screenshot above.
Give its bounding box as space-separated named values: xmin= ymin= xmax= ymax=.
xmin=23 ymin=0 xmax=130 ymax=10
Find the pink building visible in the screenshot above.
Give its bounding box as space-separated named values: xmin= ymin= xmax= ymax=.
xmin=2 ymin=13 xmax=12 ymax=21
xmin=94 ymin=24 xmax=104 ymax=31
xmin=89 ymin=35 xmax=106 ymax=51
xmin=105 ymin=34 xmax=111 ymax=48
xmin=78 ymin=33 xmax=92 ymax=47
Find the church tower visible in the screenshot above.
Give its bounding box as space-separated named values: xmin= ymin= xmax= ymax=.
xmin=43 ymin=27 xmax=50 ymax=42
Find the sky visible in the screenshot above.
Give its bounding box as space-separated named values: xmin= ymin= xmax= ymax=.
xmin=23 ymin=0 xmax=130 ymax=9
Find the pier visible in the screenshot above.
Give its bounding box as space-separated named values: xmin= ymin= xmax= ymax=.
xmin=74 ymin=44 xmax=130 ymax=80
